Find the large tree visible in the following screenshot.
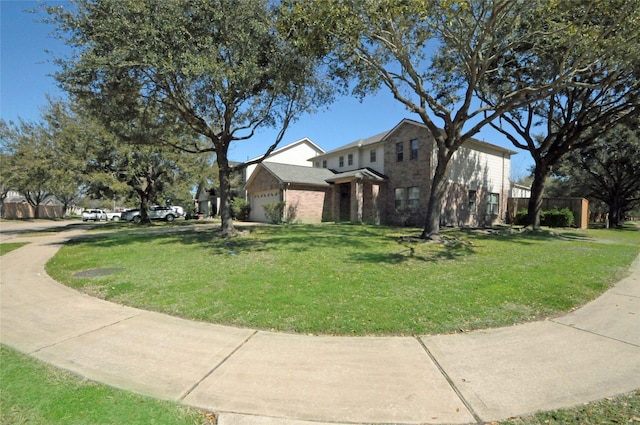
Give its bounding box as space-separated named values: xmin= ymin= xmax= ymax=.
xmin=73 ymin=103 xmax=207 ymax=223
xmin=479 ymin=0 xmax=640 ymax=229
xmin=554 ymin=120 xmax=640 ymax=227
xmin=0 ymin=119 xmax=55 ymax=218
xmin=46 ymin=0 xmax=329 ymax=236
xmin=280 ymin=0 xmax=605 ymax=238
xmin=40 ymin=99 xmax=90 ymax=216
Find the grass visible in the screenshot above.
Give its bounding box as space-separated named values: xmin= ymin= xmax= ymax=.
xmin=499 ymin=390 xmax=640 ymax=424
xmin=45 ymin=223 xmax=640 ymax=336
xmin=0 ymin=242 xmax=29 ymax=255
xmin=2 ymin=344 xmax=638 ymax=425
xmin=0 ymin=345 xmax=210 ymax=425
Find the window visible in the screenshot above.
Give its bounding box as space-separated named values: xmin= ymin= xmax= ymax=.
xmin=410 ymin=139 xmax=418 ymax=160
xmin=339 ymin=156 xmax=344 ymax=167
xmin=322 ymin=160 xmax=327 ymax=168
xmin=394 ymin=188 xmax=406 ymax=209
xmin=468 ymin=190 xmax=476 ymax=213
xmin=396 ymin=142 xmax=404 ymax=162
xmin=408 ymin=187 xmax=419 ymax=208
xmin=370 ymin=149 xmax=377 ymax=163
xmin=348 ymin=153 xmax=353 ymax=166
xmin=314 ymin=161 xmax=320 ymax=168
xmin=487 ymin=193 xmax=499 ymax=215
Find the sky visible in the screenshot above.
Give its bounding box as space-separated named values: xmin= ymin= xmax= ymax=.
xmin=1 ymin=0 xmax=533 ymax=178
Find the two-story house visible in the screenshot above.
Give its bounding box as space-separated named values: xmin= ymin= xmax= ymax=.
xmin=245 ymin=119 xmax=515 ymax=227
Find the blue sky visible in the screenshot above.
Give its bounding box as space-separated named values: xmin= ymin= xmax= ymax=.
xmin=1 ymin=0 xmax=532 ymax=178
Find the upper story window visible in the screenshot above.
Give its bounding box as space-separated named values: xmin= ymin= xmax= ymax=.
xmin=348 ymin=153 xmax=353 ymax=166
xmin=370 ymin=149 xmax=377 ymax=163
xmin=410 ymin=139 xmax=418 ymax=160
xmin=396 ymin=142 xmax=404 ymax=162
xmin=322 ymin=160 xmax=327 ymax=168
xmin=339 ymin=156 xmax=344 ymax=167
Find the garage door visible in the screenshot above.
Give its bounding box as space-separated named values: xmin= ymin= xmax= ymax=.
xmin=250 ymin=190 xmax=281 ymax=222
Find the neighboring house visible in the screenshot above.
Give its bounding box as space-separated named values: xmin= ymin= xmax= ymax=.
xmin=246 ymin=118 xmax=517 ymax=227
xmin=2 ymin=190 xmax=65 ymax=219
xmin=195 ymin=184 xmax=217 ymax=217
xmin=510 ymin=183 xmax=532 ymax=198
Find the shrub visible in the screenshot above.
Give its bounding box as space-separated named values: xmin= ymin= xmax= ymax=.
xmin=263 ymin=202 xmax=286 ymax=224
xmin=542 ymin=208 xmax=575 ymax=227
xmin=231 ymin=198 xmax=250 ymax=221
xmin=514 ymin=207 xmax=575 ymax=227
xmin=514 ymin=209 xmax=529 ymax=225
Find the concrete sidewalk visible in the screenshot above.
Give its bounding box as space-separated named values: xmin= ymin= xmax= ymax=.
xmin=1 ymin=225 xmax=638 ymax=425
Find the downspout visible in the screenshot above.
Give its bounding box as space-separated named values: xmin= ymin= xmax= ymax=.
xmin=283 ymin=182 xmax=290 ymax=221
xmin=502 ymin=153 xmax=506 ymax=221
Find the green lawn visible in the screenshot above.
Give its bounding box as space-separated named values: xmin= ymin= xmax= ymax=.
xmin=45 ymin=223 xmax=640 ymax=336
xmin=0 ymin=242 xmax=29 ymax=255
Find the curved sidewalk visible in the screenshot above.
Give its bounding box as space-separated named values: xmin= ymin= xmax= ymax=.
xmin=1 ymin=225 xmax=639 ymax=425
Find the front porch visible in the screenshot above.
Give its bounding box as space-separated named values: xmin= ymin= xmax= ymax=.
xmin=326 ymin=168 xmax=388 ymax=224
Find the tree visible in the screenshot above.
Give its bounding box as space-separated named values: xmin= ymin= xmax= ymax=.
xmin=46 ymin=0 xmax=330 ymax=236
xmin=40 ymin=99 xmax=90 ymax=216
xmin=0 ymin=119 xmax=55 ymax=218
xmin=555 ymin=120 xmax=640 ymax=227
xmin=0 ymin=123 xmax=15 ymax=218
xmin=280 ymin=0 xmax=596 ymax=238
xmin=479 ymin=0 xmax=640 ymax=228
xmin=73 ymin=104 xmax=207 ymax=223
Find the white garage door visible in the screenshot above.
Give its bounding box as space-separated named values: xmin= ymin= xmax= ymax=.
xmin=250 ymin=190 xmax=281 ymax=222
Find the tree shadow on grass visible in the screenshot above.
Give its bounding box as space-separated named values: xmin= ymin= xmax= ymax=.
xmin=464 ymin=227 xmax=587 ymax=245
xmin=59 ymin=223 xmax=392 ymax=257
xmin=348 ymin=238 xmax=476 ymax=264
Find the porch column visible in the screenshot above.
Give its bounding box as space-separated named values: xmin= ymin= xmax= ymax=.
xmin=353 ymin=175 xmax=364 ymax=224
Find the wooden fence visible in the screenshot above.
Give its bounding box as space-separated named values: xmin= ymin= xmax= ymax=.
xmin=3 ymin=203 xmax=65 ymax=219
xmin=507 ymin=197 xmax=589 ymax=229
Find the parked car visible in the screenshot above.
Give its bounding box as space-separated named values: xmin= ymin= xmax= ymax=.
xmin=123 ymin=206 xmax=177 ymax=223
xmin=105 ymin=211 xmax=121 ymax=221
xmin=171 ymin=206 xmax=185 ymax=217
xmin=149 ymin=205 xmax=177 ymax=222
xmin=121 ymin=209 xmax=140 ymax=222
xmin=82 ymin=209 xmax=107 ymax=221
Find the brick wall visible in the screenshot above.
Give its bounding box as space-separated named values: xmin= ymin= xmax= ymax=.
xmin=285 ymin=185 xmax=331 ymax=223
xmin=382 ymin=122 xmax=434 ymax=226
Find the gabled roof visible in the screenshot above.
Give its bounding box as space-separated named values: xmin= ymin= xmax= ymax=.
xmin=313 ymin=129 xmax=390 ymax=159
xmin=245 ymin=137 xmax=324 ymax=164
xmin=312 ymin=118 xmax=517 ymax=159
xmin=246 ymin=162 xmax=336 ymax=188
xmin=325 ymin=167 xmax=388 ymax=183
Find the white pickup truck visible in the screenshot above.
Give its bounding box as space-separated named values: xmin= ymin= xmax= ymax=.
xmin=82 ymin=209 xmax=121 ymax=221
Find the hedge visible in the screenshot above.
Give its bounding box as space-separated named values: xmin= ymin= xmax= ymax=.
xmin=514 ymin=207 xmax=575 ymax=227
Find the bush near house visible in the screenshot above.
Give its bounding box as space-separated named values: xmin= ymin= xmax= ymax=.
xmin=515 ymin=208 xmax=575 ymax=227
xmin=231 ymin=198 xmax=251 ymax=221
xmin=263 ymin=201 xmax=287 ymax=224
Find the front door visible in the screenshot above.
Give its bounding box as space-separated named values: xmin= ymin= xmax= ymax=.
xmin=339 ymin=183 xmax=351 ymax=222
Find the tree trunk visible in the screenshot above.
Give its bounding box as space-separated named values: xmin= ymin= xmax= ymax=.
xmin=608 ymin=201 xmax=623 ymax=228
xmin=421 ymin=156 xmax=450 ymax=239
xmin=138 ymin=190 xmax=151 ymax=223
xmin=217 ymin=156 xmax=236 ymax=237
xmin=527 ymin=164 xmax=551 ymax=229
